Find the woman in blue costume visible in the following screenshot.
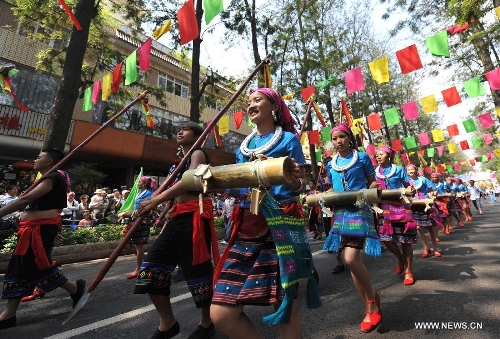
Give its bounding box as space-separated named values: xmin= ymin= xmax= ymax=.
xmin=375 ymin=147 xmax=417 ymax=285
xmin=406 ymin=165 xmax=442 ymax=259
xmin=210 ymin=88 xmax=321 ymax=339
xmin=323 ymin=124 xmax=382 ymax=333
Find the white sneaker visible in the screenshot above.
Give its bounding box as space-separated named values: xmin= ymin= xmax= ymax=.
xmin=220 ymin=240 xmax=228 ymax=245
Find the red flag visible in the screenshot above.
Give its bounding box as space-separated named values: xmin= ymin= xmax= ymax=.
xmin=112 ymin=62 xmax=123 ymax=93
xmin=178 ymin=0 xmax=199 ymax=45
xmin=214 ymin=125 xmax=222 ymax=147
xmin=367 ymin=113 xmax=382 ymax=131
xmin=396 ymin=44 xmax=423 ymax=74
xmin=139 ymin=38 xmax=152 ymax=71
xmin=233 ymin=110 xmax=244 ymax=129
xmin=459 ymin=140 xmax=470 ymax=150
xmin=339 ymin=99 xmax=353 ymax=127
xmin=57 ymin=0 xmax=82 ymax=30
xmin=91 ymin=80 xmax=101 ymax=105
xmin=446 ymin=124 xmax=459 ymax=137
xmin=308 ymin=130 xmax=320 ymax=144
xmin=447 ymin=21 xmax=471 ymax=35
xmin=301 ymin=85 xmax=315 ymax=102
xmin=391 ymin=139 xmax=403 ymax=152
xmin=1 ymin=76 xmax=29 ymax=112
xmin=441 ymin=87 xmax=462 ymax=107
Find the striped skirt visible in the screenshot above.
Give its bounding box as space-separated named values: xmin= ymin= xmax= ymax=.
xmin=377 ymin=221 xmax=417 ymax=244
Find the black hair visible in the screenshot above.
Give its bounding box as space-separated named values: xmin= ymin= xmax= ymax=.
xmin=5 ymin=185 xmax=16 ymax=192
xmin=178 ymin=121 xmax=204 ymax=137
xmin=41 ymin=148 xmax=65 ymax=163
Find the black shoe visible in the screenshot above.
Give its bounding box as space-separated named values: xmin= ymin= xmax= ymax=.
xmin=313 ymin=232 xmax=318 ymax=240
xmin=188 ymin=323 xmax=215 ymax=339
xmin=173 ymin=269 xmax=185 ymax=282
xmin=0 ymin=315 xmax=16 ymax=330
xmin=151 ymin=321 xmax=180 ymax=339
xmin=332 ymin=264 xmax=346 ymax=274
xmin=71 ymin=279 xmax=86 ymax=308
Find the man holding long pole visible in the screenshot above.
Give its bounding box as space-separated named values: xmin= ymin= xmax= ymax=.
xmin=134 ymin=121 xmax=219 ymax=339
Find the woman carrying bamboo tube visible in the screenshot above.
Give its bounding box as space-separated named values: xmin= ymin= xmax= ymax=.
xmin=210 ymin=88 xmax=321 ymax=339
xmin=375 ymin=147 xmax=417 ymax=286
xmin=406 ymin=165 xmax=442 ymax=260
xmin=322 ymin=123 xmax=382 ymax=333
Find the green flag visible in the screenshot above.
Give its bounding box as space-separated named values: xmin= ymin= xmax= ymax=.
xmin=404 ymin=136 xmax=417 ymax=149
xmin=125 ymin=50 xmax=137 ymax=85
xmin=462 ymin=118 xmax=477 ymax=133
xmin=427 ymin=148 xmax=435 ymax=158
xmin=479 ymin=155 xmax=488 ymax=162
xmin=316 ymin=151 xmax=322 ymax=163
xmin=446 ymin=165 xmax=453 ymax=173
xmin=119 ymin=168 xmax=143 ymax=214
xmin=384 ymin=107 xmax=400 ymax=126
xmin=204 ymin=0 xmax=223 ymax=24
xmin=82 ymin=86 xmax=93 ymax=111
xmin=471 ymin=136 xmax=483 ymax=148
xmin=317 ymin=76 xmax=337 ymax=90
xmin=321 ymin=126 xmax=332 ymax=141
xmin=463 ymin=77 xmax=485 ymax=98
xmin=425 ymin=31 xmax=450 ymax=57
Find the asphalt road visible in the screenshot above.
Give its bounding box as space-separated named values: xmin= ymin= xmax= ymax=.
xmin=1 ymin=201 xmax=499 ymax=339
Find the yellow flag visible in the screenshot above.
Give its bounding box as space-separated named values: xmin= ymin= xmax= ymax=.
xmin=263 ymin=64 xmax=272 ymax=88
xmin=282 ymin=93 xmax=295 ymax=102
xmin=102 ymin=73 xmax=112 ymax=101
xmin=368 ymin=56 xmax=390 ymax=84
xmin=448 ymin=143 xmax=458 ymax=154
xmin=300 ymin=132 xmax=308 ymax=146
xmin=495 ymin=6 xmax=500 ymax=20
xmin=421 ymin=94 xmax=438 ymax=114
xmin=497 ymin=130 xmax=500 ymax=139
xmin=153 ymin=19 xmax=172 ymax=40
xmin=496 ymin=107 xmax=500 ymax=117
xmin=218 ymin=115 xmax=229 ymax=135
xmin=494 ymin=149 xmax=500 ymax=157
xmin=431 ymin=129 xmax=444 ymax=142
xmin=351 ymin=117 xmax=364 ymax=135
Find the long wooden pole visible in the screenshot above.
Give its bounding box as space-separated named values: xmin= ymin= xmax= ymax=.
xmin=298 ymin=99 xmax=313 ymax=138
xmin=86 ymin=54 xmax=272 ymax=292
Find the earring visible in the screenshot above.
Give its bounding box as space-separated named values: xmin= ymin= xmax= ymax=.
xmin=271 ymin=110 xmax=277 ymax=122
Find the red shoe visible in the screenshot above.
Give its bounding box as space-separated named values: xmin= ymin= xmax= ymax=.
xmin=404 ymin=272 xmax=415 ymax=285
xmin=21 ymin=290 xmax=46 ymax=302
xmin=445 ymin=231 xmax=451 ymax=235
xmin=360 ymin=292 xmax=382 ymax=332
xmin=126 ymin=269 xmax=139 ymax=279
xmin=459 ymin=222 xmax=465 ymax=227
xmin=422 ymin=248 xmax=431 ymax=258
xmin=395 ymin=262 xmax=404 ymax=275
xmin=436 ymin=237 xmax=440 ymax=242
xmin=434 ymin=251 xmax=442 ymax=257
xmin=449 ymin=226 xmax=454 ymax=230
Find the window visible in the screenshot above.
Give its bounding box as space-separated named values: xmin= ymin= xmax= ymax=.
xmin=158 ymin=72 xmax=189 ymax=98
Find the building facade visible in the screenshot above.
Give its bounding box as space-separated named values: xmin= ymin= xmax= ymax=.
xmin=0 ymin=0 xmax=251 ymax=190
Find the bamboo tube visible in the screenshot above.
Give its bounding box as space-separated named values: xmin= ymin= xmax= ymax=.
xmin=181 ymin=156 xmax=295 ymax=192
xmin=436 ymin=193 xmax=455 ymax=198
xmin=380 ymin=188 xmax=412 ymax=200
xmin=305 ymin=188 xmax=381 ymax=207
xmin=411 ymin=198 xmax=435 ymax=206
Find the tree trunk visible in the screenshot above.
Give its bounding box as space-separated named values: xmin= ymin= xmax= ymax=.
xmin=42 ymin=0 xmax=98 ymax=150
xmin=189 ymin=0 xmax=203 ymax=123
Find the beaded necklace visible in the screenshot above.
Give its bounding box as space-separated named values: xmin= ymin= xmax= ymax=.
xmin=375 ymin=164 xmax=397 ymax=189
xmin=331 ymin=150 xmax=358 ymax=190
xmin=240 ymin=126 xmax=283 ymax=158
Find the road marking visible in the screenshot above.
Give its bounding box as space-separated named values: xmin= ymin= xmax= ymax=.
xmin=45 ymin=250 xmax=326 ymax=338
xmin=44 ymin=293 xmax=192 ymax=339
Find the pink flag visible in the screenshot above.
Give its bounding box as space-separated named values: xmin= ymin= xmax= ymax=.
xmin=485 ymin=67 xmax=500 ymax=90
xmin=401 ymin=153 xmax=408 ymax=162
xmin=366 ymin=144 xmax=376 ymax=156
xmin=484 ymin=133 xmax=493 ymax=145
xmin=402 ymin=101 xmax=419 ymax=120
xmin=441 ymin=87 xmax=462 ymax=107
xmin=437 ymin=145 xmax=445 ymax=156
xmin=139 ymin=38 xmax=152 ymax=71
xmin=418 ymin=132 xmax=430 ymax=146
xmin=487 ymin=152 xmax=495 ymax=160
xmin=344 ymin=67 xmax=365 ymax=94
xmin=453 ymin=164 xmax=461 ymax=171
xmin=478 ymin=112 xmax=495 ymax=128
xmin=396 ymin=44 xmax=423 ymax=74
xmin=92 ymin=80 xmax=101 ymax=104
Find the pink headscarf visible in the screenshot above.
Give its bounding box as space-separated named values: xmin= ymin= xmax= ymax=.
xmin=252 ymin=88 xmax=298 ymax=136
xmin=377 ymin=145 xmax=396 ymax=162
xmin=331 ymin=123 xmax=357 ymax=149
xmin=406 ymin=164 xmax=417 ymax=170
xmin=431 ymin=173 xmax=439 ymax=178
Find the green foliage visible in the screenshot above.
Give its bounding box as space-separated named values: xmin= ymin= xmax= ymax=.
xmin=1 ymin=233 xmax=18 ymax=253
xmin=214 ymin=216 xmax=224 ymax=229
xmin=59 ymin=225 xmax=124 ymax=245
